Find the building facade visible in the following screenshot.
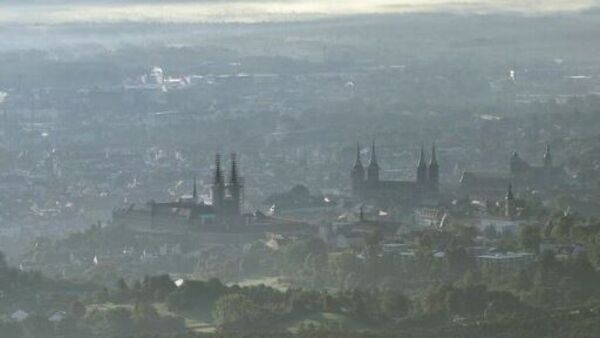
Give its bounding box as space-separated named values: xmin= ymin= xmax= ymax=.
xmin=460 ymin=145 xmax=564 ymax=200
xmin=113 ymin=153 xmax=244 ymax=230
xmin=351 ymin=142 xmax=440 ymax=205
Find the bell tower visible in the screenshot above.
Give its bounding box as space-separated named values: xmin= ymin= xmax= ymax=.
xmin=428 ymin=143 xmax=439 ymax=192
xmin=417 ymin=143 xmax=427 ymax=187
xmin=211 ymin=153 xmax=225 ymax=215
xmin=367 ymin=140 xmax=380 ymax=184
xmin=351 ymin=143 xmax=365 ymax=198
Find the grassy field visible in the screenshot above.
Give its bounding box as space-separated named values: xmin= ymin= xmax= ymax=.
xmin=231 ymin=276 xmax=290 ymax=291
xmin=86 ymin=301 xmax=373 ymax=333
xmin=284 ymin=312 xmax=373 ymax=333
xmin=87 ymin=302 xmax=217 ymax=333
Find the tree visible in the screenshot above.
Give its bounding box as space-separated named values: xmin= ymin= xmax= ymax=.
xmin=513 ymin=269 xmax=533 ymax=291
xmin=0 ymin=320 xmax=23 ymax=338
xmin=551 ymin=214 xmax=575 ymax=241
xmin=519 ymin=224 xmax=541 ymax=253
xmin=483 ymin=224 xmax=498 ymax=239
xmin=380 ymin=291 xmax=411 ymax=318
xmin=366 ymin=230 xmax=383 ymax=262
xmin=88 ymin=307 xmax=134 ymax=337
xmin=70 ymin=300 xmax=86 ymax=318
xmin=445 ymin=240 xmax=474 ymax=281
xmin=114 ymin=278 xmax=130 ymax=302
xmin=22 ymin=315 xmax=54 ymax=338
xmin=422 ymin=284 xmax=454 ymax=314
xmin=212 ymin=293 xmax=263 ymax=328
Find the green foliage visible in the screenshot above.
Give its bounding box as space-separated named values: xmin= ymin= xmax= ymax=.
xmin=86 ymin=305 xmax=185 ymax=337
xmin=519 ymin=224 xmax=541 ymax=253
xmin=380 ymin=291 xmax=410 ymax=319
xmin=212 ymin=294 xmax=264 ymax=328
xmin=166 ymin=278 xmax=227 ymax=314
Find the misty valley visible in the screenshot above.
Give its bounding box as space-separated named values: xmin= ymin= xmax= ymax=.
xmin=2 ymin=1 xmax=600 ymax=337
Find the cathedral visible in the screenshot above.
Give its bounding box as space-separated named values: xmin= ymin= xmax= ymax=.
xmin=460 ymin=145 xmax=565 ymax=200
xmin=351 ymin=142 xmax=440 ymax=205
xmin=113 ymin=153 xmax=245 ymax=230
xmin=209 ymin=153 xmax=243 ymax=225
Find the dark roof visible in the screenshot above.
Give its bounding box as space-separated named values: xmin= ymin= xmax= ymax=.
xmin=460 ymin=172 xmax=508 ymax=189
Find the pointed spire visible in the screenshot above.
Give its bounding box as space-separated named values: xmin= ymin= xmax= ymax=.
xmin=506 ymin=183 xmax=514 ymax=200
xmin=214 ymin=153 xmax=223 ymax=185
xmin=359 ymin=205 xmax=365 ymax=222
xmin=430 ymin=143 xmax=437 ymax=166
xmin=544 ymin=144 xmax=552 ymax=167
xmin=192 ymin=177 xmax=198 ymax=201
xmin=370 ymin=140 xmax=378 ymax=166
xmin=367 ymin=140 xmax=380 ymax=182
xmin=418 ymin=143 xmax=426 ymax=168
xmin=229 ymin=153 xmax=239 ymax=185
xmin=505 ymin=182 xmax=514 ymax=219
xmin=353 ymin=142 xmax=363 ymax=168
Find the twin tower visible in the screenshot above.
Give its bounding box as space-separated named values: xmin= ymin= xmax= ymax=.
xmin=351 ymin=142 xmax=439 ymax=200
xmin=210 ymin=153 xmax=242 ymax=222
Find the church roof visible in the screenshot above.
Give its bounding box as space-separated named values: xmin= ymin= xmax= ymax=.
xmin=460 ymin=171 xmax=509 ymax=190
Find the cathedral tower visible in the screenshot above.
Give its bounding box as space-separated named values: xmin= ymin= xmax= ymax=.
xmin=417 ymin=143 xmax=428 ymax=187
xmin=367 ymin=140 xmax=380 ymax=184
xmin=505 ymin=183 xmax=515 ymax=219
xmin=227 ymin=153 xmax=242 ymax=219
xmin=543 ymin=144 xmax=552 ymax=168
xmin=211 ymin=154 xmax=225 ymax=213
xmin=351 ymin=143 xmax=365 ymax=198
xmin=428 ymin=143 xmax=439 ymax=192
xmin=192 ymin=177 xmax=198 ymax=203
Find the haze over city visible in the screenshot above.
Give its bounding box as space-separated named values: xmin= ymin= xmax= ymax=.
xmin=1 ymin=0 xmax=600 ymax=337
xmin=0 ymin=0 xmax=598 ymax=24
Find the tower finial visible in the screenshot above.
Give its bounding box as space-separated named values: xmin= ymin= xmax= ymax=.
xmin=417 ymin=142 xmax=427 ymax=186
xmin=230 ymin=153 xmax=238 ymax=185
xmin=427 ymin=142 xmax=439 ymax=192
xmin=214 ymin=153 xmax=223 ymax=184
xmin=370 ymin=139 xmax=378 ymax=165
xmin=192 ymin=177 xmax=198 ymax=201
xmin=367 ymin=139 xmax=380 ymax=182
xmin=418 ymin=142 xmax=426 ymax=166
xmin=544 ymin=144 xmax=552 ymax=167
xmin=505 ymin=182 xmax=514 ymax=219
xmin=354 ymin=142 xmax=362 ymax=167
xmin=506 ymin=182 xmax=514 ymax=200
xmin=430 ymin=142 xmax=437 ymax=165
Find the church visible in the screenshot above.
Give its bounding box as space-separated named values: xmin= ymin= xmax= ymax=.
xmin=351 ymin=142 xmax=440 ymax=205
xmin=460 ymin=145 xmax=565 ymax=200
xmin=113 ymin=153 xmax=245 ymax=230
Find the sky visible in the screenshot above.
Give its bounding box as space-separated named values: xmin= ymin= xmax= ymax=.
xmin=0 ymin=0 xmax=598 ymax=24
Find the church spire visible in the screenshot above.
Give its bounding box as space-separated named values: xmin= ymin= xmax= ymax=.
xmin=428 ymin=143 xmax=439 ymax=192
xmin=351 ymin=142 xmax=365 ymax=198
xmin=227 ymin=153 xmax=242 ymax=220
xmin=192 ymin=177 xmax=198 ymax=202
xmin=417 ymin=143 xmax=427 ymax=187
xmin=214 ymin=153 xmax=223 ymax=185
xmin=370 ymin=140 xmax=378 ymax=166
xmin=543 ymin=144 xmax=552 ymax=167
xmin=505 ymin=183 xmax=514 ymax=219
xmin=212 ymin=153 xmax=225 ymax=214
xmin=418 ymin=143 xmax=426 ymax=168
xmin=353 ymin=142 xmax=363 ymax=168
xmin=229 ymin=153 xmax=239 ymax=185
xmin=367 ymin=140 xmax=379 ymax=183
xmin=506 ymin=182 xmax=514 ymax=200
xmin=430 ymin=143 xmax=438 ymax=166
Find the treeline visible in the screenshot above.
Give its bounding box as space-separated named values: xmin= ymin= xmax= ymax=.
xmin=4 ymin=258 xmax=600 ymax=337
